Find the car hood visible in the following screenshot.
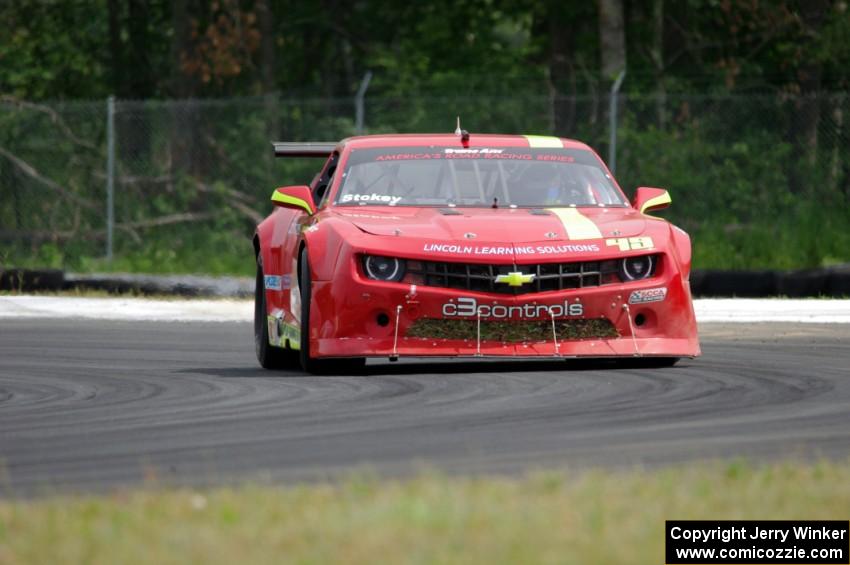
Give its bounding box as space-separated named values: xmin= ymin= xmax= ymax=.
xmin=331 ymin=206 xmax=647 ymax=243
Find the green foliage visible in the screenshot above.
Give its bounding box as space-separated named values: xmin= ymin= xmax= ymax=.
xmin=612 ymin=94 xmax=850 ymax=270
xmin=1 ymin=1 xmax=849 ymax=100
xmin=0 ymin=1 xmax=110 ymax=99
xmin=2 ymin=92 xmax=849 ymax=275
xmin=80 ymin=225 xmax=255 ymax=275
xmin=1 ymin=1 xmax=849 ymax=274
xmin=691 ymin=204 xmax=850 ymax=270
xmin=617 ymin=101 xmax=796 ymax=223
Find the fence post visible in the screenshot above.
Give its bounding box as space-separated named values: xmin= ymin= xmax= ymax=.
xmin=608 ymin=69 xmax=626 ymax=174
xmin=354 ymin=70 xmax=373 ymax=135
xmin=106 ymin=95 xmax=115 ymax=262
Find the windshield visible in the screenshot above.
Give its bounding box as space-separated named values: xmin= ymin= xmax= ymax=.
xmin=335 ymin=146 xmax=626 ymax=208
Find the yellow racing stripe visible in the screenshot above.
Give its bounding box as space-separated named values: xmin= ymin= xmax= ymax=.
xmin=547 ymin=207 xmax=603 ymax=240
xmin=524 ymin=135 xmax=563 ymax=148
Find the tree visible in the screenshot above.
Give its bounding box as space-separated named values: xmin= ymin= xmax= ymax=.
xmin=0 ymin=1 xmax=109 ymax=99
xmin=598 ymin=0 xmax=626 ymax=84
xmin=598 ymin=0 xmax=626 ymax=160
xmin=788 ymin=0 xmax=830 ymax=193
xmin=542 ymin=0 xmax=597 ymax=136
xmin=650 ymin=0 xmax=665 ymax=128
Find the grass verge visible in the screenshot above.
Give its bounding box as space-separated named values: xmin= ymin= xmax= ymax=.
xmin=1 ymin=460 xmax=848 ymax=564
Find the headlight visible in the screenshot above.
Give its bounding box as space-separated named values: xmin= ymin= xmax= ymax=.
xmin=363 ymin=255 xmax=405 ymax=282
xmin=619 ymin=255 xmax=655 ymax=281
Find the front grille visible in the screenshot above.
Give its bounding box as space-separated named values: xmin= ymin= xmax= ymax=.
xmin=406 ymin=259 xmax=621 ymax=295
xmin=406 ymin=318 xmax=619 ymax=342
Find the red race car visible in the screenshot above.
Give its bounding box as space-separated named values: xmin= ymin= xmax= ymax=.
xmin=253 ymin=132 xmax=700 ymax=373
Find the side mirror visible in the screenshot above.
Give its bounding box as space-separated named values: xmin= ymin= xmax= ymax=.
xmin=271 ymin=185 xmax=316 ymax=215
xmin=633 ymin=187 xmax=671 ymax=215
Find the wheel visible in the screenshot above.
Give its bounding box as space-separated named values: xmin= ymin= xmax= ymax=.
xmin=616 ymin=356 xmax=681 ymax=369
xmin=255 ymin=255 xmax=299 ymax=370
xmin=641 ymin=357 xmax=680 ymax=368
xmin=298 ymin=251 xmax=366 ymax=375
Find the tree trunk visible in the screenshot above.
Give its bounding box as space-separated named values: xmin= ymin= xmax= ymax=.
xmin=256 ymin=0 xmax=277 ymax=186
xmin=126 ymin=0 xmax=153 ymax=98
xmin=107 ymin=0 xmax=123 ymax=94
xmin=651 ymin=0 xmax=666 ymax=129
xmin=119 ymin=0 xmax=154 ymax=173
xmin=598 ymin=0 xmax=626 ymax=159
xmin=829 ymin=96 xmax=843 ymax=196
xmin=169 ymin=0 xmax=203 ymax=178
xmin=170 ymin=0 xmax=194 ymax=99
xmin=548 ymin=2 xmax=576 ymax=136
xmin=257 ymin=0 xmax=275 ymax=96
xmin=788 ymin=0 xmax=828 ymax=194
xmin=598 ymin=0 xmax=626 ymax=83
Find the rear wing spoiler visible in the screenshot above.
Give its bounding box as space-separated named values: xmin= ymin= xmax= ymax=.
xmin=272 ymin=142 xmax=336 ymax=158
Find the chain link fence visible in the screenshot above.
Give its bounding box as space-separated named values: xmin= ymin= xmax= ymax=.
xmin=1 ymin=92 xmax=848 ymax=273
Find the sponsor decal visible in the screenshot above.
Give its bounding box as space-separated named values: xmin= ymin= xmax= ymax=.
xmin=267 ymin=316 xmax=279 ymax=344
xmin=375 ymin=153 xmax=438 ymax=161
xmin=341 ymin=193 xmax=403 ymax=205
xmin=371 ymin=149 xmax=537 ymax=161
xmin=280 ymin=275 xmax=291 ymax=290
xmin=264 ymin=275 xmax=282 ymax=291
xmin=338 ymin=212 xmax=402 ymax=220
xmin=290 ymin=257 xmax=301 ymax=323
xmin=423 ymin=243 xmax=600 ymax=255
xmin=443 ymin=148 xmax=504 ymax=154
xmin=281 ymin=321 xmax=301 ymax=350
xmin=423 ymin=243 xmax=511 ymax=255
xmin=442 ymin=297 xmax=584 ymax=320
xmin=445 ymin=152 xmax=531 ymax=160
xmin=522 ymin=244 xmax=600 ymax=254
xmin=535 ymin=154 xmax=575 ymax=163
xmin=606 ymin=236 xmax=654 ymax=251
xmin=628 ymin=287 xmax=667 ymax=304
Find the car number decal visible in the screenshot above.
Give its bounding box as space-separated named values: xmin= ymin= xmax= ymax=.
xmin=605 ymin=236 xmax=654 ymax=251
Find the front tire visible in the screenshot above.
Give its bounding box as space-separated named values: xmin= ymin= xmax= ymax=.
xmin=616 ymin=356 xmax=681 ymax=369
xmin=298 ymin=251 xmax=366 ymax=375
xmin=255 ymin=256 xmax=298 ymax=370
xmin=642 ymin=357 xmax=680 ymax=368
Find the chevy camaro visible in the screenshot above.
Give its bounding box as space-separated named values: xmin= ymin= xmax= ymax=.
xmin=253 ymin=132 xmax=700 ymax=373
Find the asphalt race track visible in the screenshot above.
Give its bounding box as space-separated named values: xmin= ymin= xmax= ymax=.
xmin=2 ymin=319 xmax=849 ymax=496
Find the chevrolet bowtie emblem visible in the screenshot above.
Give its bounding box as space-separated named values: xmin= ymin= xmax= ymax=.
xmin=494 ymin=271 xmax=536 ymax=287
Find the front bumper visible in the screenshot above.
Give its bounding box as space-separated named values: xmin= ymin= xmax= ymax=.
xmin=309 ymin=261 xmax=701 ymax=359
